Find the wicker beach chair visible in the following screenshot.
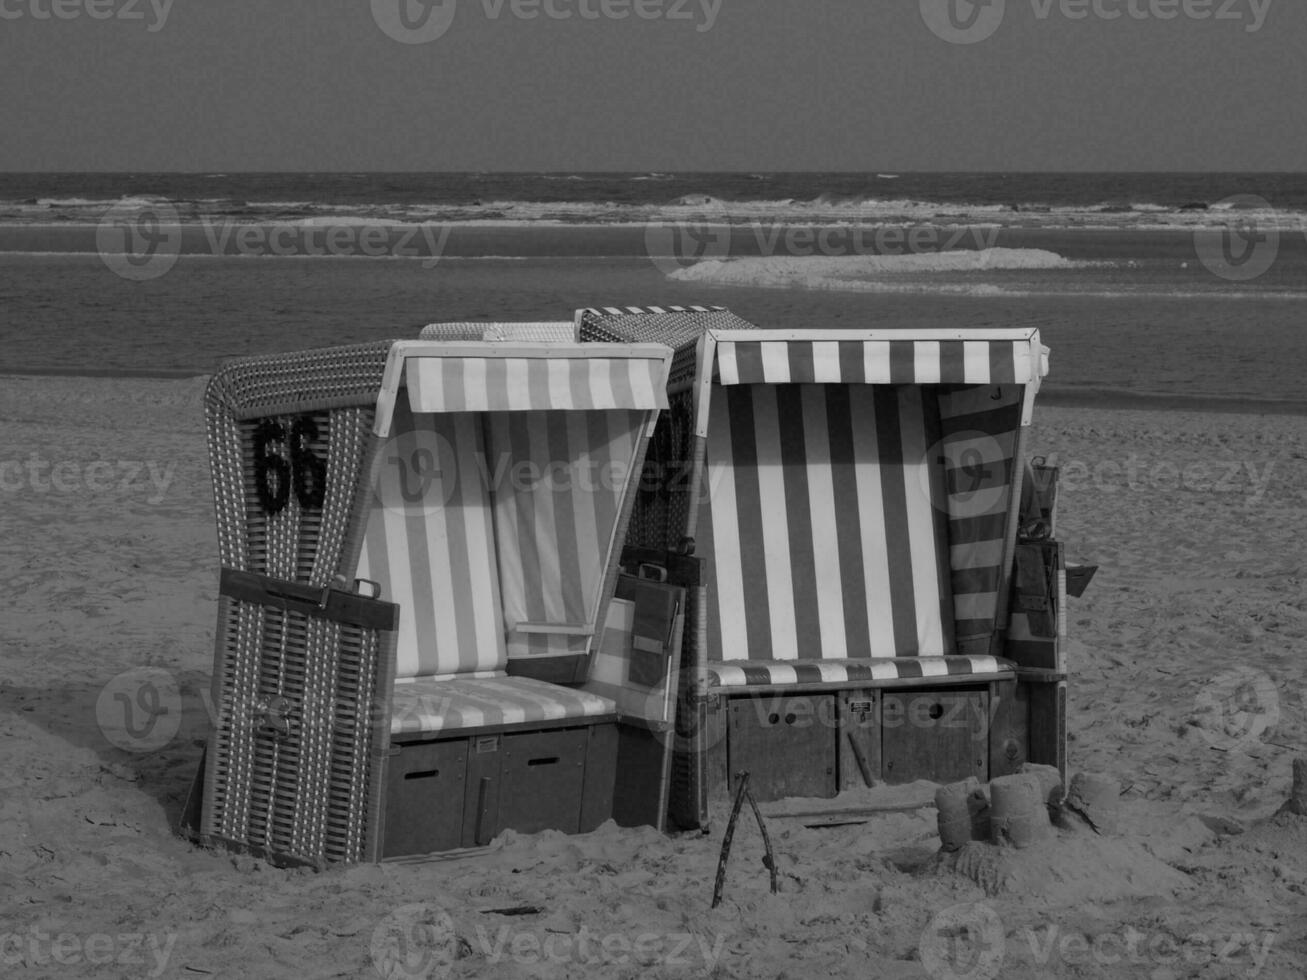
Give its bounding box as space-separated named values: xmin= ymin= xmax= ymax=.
xmin=191 ymin=338 xmax=683 ymax=866
xmin=579 ymin=307 xmax=1075 ymax=830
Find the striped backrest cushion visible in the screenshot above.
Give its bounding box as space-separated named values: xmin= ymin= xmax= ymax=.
xmin=357 ymin=398 xmax=507 ymax=679
xmin=699 ymin=383 xmax=954 ymax=662
xmin=485 ymin=409 xmax=644 ymax=661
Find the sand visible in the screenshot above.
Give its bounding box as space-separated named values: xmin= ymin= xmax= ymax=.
xmin=1 ymin=375 xmax=1305 ymax=979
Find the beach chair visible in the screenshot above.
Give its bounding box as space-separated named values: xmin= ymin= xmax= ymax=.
xmin=578 ymin=307 xmax=1075 ymax=830
xmin=190 ymin=337 xmax=684 ymax=866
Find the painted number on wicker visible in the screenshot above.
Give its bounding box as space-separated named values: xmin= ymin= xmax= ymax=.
xmin=253 ymin=415 xmax=328 ymax=515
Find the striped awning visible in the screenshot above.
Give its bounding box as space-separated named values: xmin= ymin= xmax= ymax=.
xmin=716 ymin=339 xmax=1044 ymax=386
xmin=404 ymin=350 xmax=669 ymax=413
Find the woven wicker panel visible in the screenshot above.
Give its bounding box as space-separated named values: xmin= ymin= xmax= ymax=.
xmin=206 ymin=344 xmax=391 ymax=587
xmin=624 ymin=389 xmax=697 ymax=553
xmin=202 ymin=591 xmax=395 ymax=867
xmin=420 ymin=322 xmax=576 ymax=342
xmin=577 ymin=306 xmax=755 ymax=354
xmin=201 ymin=343 xmax=399 ymax=866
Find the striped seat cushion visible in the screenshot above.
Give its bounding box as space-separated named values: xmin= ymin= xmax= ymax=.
xmin=389 ymin=675 xmax=617 ymax=736
xmin=701 ymin=656 xmax=1014 ymax=691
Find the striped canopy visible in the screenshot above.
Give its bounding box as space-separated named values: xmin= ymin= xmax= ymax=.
xmin=376 ymin=342 xmax=671 ymax=434
xmin=715 ymin=335 xmax=1047 ymax=387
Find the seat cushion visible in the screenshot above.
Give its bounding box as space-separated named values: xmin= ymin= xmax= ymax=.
xmin=390 ymin=675 xmax=617 ymax=736
xmin=699 ymin=655 xmax=1014 ymax=692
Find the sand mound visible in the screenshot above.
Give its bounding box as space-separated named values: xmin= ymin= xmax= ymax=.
xmin=929 ymin=824 xmax=1196 ymax=904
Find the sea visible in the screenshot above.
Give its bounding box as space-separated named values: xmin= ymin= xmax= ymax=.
xmin=1 ymin=172 xmax=1305 ymax=410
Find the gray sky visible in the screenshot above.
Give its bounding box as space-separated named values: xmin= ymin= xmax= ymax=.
xmin=1 ymin=0 xmax=1303 ymax=171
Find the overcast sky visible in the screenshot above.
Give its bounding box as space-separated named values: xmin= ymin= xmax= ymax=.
xmin=1 ymin=0 xmax=1303 ymax=171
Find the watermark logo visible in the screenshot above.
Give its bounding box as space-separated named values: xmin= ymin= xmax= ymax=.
xmin=920 ymin=902 xmax=1006 ymax=980
xmin=924 ymin=0 xmax=1273 ymax=43
xmin=0 ymin=454 xmax=178 ymax=503
xmin=373 ymin=428 xmax=460 ymax=517
xmin=646 ymin=213 xmax=1004 ymax=277
xmin=372 ymin=0 xmax=721 ymax=44
xmin=1023 ymin=924 xmax=1276 ymax=975
xmin=644 ymin=202 xmax=731 ymax=277
xmin=1192 ymin=666 xmax=1280 ymax=751
xmin=95 ymin=668 xmax=182 ymax=753
xmin=371 ymin=904 xmax=463 ymax=980
xmin=371 ymin=0 xmax=458 ymax=44
xmin=921 ymin=432 xmax=1009 ymax=521
xmin=1046 ymin=451 xmax=1278 ymax=506
xmin=0 ymin=927 xmax=177 ymax=978
xmin=1194 ymin=195 xmax=1280 ymax=282
xmin=920 ymin=0 xmax=1007 ymax=45
xmin=0 ymin=0 xmax=174 ymax=31
xmin=96 ymin=200 xmax=181 ymax=282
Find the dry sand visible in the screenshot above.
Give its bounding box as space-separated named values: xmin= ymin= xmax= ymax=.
xmin=1 ymin=375 xmax=1305 ymax=979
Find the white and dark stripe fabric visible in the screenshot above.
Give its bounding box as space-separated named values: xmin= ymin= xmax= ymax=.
xmin=404 ymin=354 xmax=667 ymax=413
xmin=703 ymin=655 xmax=1013 ymax=689
xmin=486 ymin=409 xmax=644 ymax=660
xmin=358 ymin=398 xmax=506 ymax=679
xmin=715 ymin=339 xmax=1039 ymax=386
xmin=699 ymin=383 xmax=954 ymax=663
xmin=938 ymin=385 xmax=1023 ymax=641
xmin=389 ymin=675 xmax=616 ymax=736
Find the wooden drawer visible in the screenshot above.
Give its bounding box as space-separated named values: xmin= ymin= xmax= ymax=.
xmin=881 ymin=689 xmax=988 ymax=785
xmin=382 ymin=738 xmax=469 ymax=857
xmin=727 ymin=695 xmax=837 ymax=802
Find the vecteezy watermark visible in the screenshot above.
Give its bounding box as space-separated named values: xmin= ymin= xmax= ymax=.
xmin=96 ymin=200 xmax=182 ymax=282
xmin=920 ymin=902 xmax=1006 ymax=980
xmin=645 ymin=211 xmax=1003 ymax=276
xmin=1191 ymin=667 xmax=1280 ymax=751
xmin=921 ymin=0 xmax=1273 ymax=44
xmin=0 ymin=454 xmax=177 ymax=504
xmin=1022 ymin=924 xmax=1276 ymax=975
xmin=370 ymin=0 xmax=721 ymax=45
xmin=371 ymin=904 xmax=465 ymax=980
xmin=0 ymin=928 xmax=177 ymax=977
xmin=1194 ymin=194 xmax=1281 ymax=282
xmin=195 ymin=221 xmax=451 ymax=268
xmin=96 ymin=205 xmax=454 ymax=281
xmin=919 ymin=0 xmax=1008 ymax=44
xmin=95 ymin=668 xmax=392 ymax=754
xmin=95 ymin=668 xmax=183 ymax=753
xmin=1046 ymin=452 xmax=1278 ymax=505
xmin=370 ymin=904 xmax=726 ymax=977
xmin=0 ymin=0 xmax=174 ymax=32
xmin=371 ymin=429 xmax=640 ymax=517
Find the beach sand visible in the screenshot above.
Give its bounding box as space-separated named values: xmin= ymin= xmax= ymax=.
xmin=1 ymin=375 xmax=1305 ymax=978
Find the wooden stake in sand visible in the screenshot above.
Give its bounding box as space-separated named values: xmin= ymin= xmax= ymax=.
xmin=711 ymin=772 xmax=778 ymax=909
xmin=1278 ymin=757 xmax=1307 ymax=817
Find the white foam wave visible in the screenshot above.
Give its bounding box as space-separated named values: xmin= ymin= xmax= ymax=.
xmin=668 ymin=248 xmax=1077 ymax=291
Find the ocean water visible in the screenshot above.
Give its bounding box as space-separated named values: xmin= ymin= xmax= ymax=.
xmin=1 ymin=172 xmax=1305 ymax=408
